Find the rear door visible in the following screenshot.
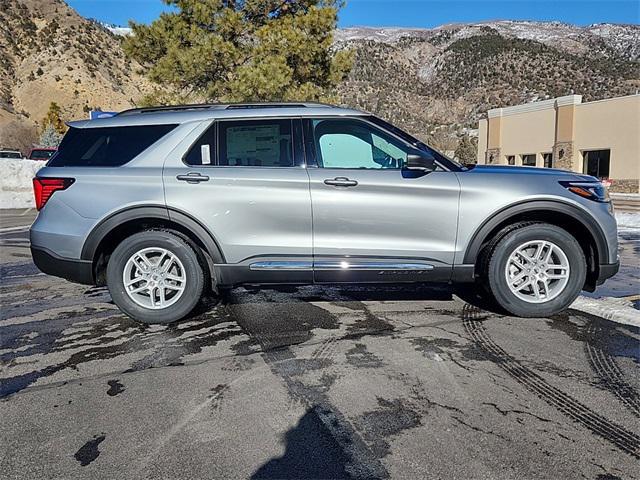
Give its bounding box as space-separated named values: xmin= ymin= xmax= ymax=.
xmin=303 ymin=117 xmax=460 ymax=283
xmin=163 ymin=118 xmax=313 ymax=283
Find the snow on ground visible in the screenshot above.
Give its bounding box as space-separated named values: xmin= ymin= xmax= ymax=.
xmin=0 ymin=159 xmax=44 ymax=209
xmin=616 ymin=212 xmax=640 ymax=230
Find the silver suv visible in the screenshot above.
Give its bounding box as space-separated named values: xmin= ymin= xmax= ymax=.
xmin=30 ymin=103 xmax=619 ymax=324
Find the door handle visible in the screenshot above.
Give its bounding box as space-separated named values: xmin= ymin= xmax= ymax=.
xmin=324 ymin=177 xmax=358 ymax=187
xmin=176 ymin=172 xmax=210 ymax=183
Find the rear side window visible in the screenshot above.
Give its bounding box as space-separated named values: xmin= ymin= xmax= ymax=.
xmin=49 ymin=124 xmax=177 ymax=167
xmin=218 ymin=119 xmax=293 ymax=167
xmin=184 ymin=123 xmax=215 ymax=166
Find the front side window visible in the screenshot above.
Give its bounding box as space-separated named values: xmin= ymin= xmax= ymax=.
xmin=543 ymin=153 xmax=553 ymax=168
xmin=218 ymin=119 xmax=293 ymax=167
xmin=49 ymin=125 xmax=177 ymax=167
xmin=311 ymin=118 xmax=411 ymax=169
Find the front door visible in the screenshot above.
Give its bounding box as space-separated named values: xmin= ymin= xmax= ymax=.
xmin=304 ymin=117 xmax=460 ymax=283
xmin=163 ymin=118 xmax=313 ymax=284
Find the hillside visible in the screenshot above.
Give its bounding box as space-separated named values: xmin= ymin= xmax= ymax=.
xmin=336 ymin=22 xmax=640 ymax=146
xmin=0 ymin=2 xmax=638 ymax=153
xmin=0 ymin=0 xmax=151 ymax=150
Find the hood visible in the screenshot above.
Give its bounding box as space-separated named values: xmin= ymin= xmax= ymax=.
xmin=467 ymin=164 xmax=597 ymax=181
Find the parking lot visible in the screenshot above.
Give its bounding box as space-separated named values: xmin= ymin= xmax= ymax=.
xmin=1 ymin=209 xmax=639 ymax=479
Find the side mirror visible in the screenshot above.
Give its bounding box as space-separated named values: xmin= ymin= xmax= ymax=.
xmin=405 ymin=153 xmax=435 ymax=172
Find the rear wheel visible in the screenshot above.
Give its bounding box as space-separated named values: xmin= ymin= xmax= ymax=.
xmin=486 ymin=223 xmax=586 ymax=317
xmin=106 ymin=230 xmax=205 ymax=324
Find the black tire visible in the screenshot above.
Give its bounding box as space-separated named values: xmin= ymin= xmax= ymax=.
xmin=486 ymin=223 xmax=586 ymax=317
xmin=106 ymin=230 xmax=205 ymax=324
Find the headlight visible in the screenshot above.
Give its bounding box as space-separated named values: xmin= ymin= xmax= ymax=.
xmin=559 ymin=181 xmax=610 ymax=203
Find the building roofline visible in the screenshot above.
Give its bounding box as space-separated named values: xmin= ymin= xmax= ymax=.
xmin=488 ymin=95 xmax=582 ymax=118
xmin=487 ymin=93 xmax=640 ymax=119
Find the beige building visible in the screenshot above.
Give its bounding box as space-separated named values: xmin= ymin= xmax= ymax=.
xmin=477 ymin=94 xmax=640 ymax=193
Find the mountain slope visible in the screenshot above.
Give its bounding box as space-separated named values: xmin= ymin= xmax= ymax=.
xmin=337 ymin=22 xmax=640 ymax=145
xmin=0 ymin=0 xmax=151 ymax=147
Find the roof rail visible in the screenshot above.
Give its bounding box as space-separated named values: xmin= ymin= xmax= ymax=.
xmin=117 ymin=103 xmax=226 ymax=116
xmin=118 ymin=101 xmax=333 ymax=116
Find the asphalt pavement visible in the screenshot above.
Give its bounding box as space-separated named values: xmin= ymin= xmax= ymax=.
xmin=1 ymin=209 xmax=638 ymax=479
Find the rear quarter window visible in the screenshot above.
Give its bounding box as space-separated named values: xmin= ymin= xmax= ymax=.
xmin=49 ymin=124 xmax=177 ymax=167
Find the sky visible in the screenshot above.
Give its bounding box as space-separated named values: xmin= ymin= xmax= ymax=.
xmin=67 ymin=0 xmax=640 ymax=28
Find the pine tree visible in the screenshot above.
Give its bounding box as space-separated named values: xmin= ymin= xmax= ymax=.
xmin=454 ymin=135 xmax=478 ymax=164
xmin=123 ymin=0 xmax=352 ymax=104
xmin=39 ymin=123 xmax=63 ymax=147
xmin=41 ymin=102 xmax=66 ymax=134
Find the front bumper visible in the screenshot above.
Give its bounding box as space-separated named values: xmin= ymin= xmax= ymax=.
xmin=31 ymin=246 xmax=94 ymax=285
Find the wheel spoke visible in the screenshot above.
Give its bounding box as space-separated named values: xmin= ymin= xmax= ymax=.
xmin=158 ymin=287 xmax=166 ymax=306
xmin=515 ymin=279 xmax=532 ymax=292
xmin=135 ymin=253 xmax=153 ymax=270
xmin=533 ymin=242 xmax=544 ymax=261
xmin=161 ymin=254 xmax=177 ymax=274
xmin=543 ymin=244 xmax=554 ymax=263
xmin=165 ymin=273 xmax=184 ymax=283
xmin=532 ymin=281 xmax=542 ymax=299
xmin=125 ymin=276 xmax=144 ymax=287
xmin=128 ymin=284 xmax=149 ymax=295
xmin=510 ymin=271 xmax=528 ymax=286
xmin=156 ymin=251 xmax=168 ymax=268
xmin=515 ymin=250 xmax=533 ymax=264
xmin=149 ymin=287 xmax=156 ymax=307
xmin=546 ymin=272 xmax=569 ymax=280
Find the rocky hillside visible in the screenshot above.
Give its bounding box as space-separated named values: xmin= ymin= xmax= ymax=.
xmin=0 ymin=0 xmax=151 ymax=150
xmin=336 ymin=21 xmax=640 ymax=146
xmin=0 ymin=2 xmax=638 ymax=153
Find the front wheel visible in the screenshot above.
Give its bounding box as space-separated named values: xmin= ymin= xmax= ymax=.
xmin=106 ymin=230 xmax=205 ymax=324
xmin=486 ymin=223 xmax=586 ymax=317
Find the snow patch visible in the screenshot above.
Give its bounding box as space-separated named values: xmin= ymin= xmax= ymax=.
xmin=616 ymin=212 xmax=640 ymax=229
xmin=0 ymin=159 xmax=44 ymax=209
xmin=102 ymin=23 xmax=132 ymax=36
xmin=572 ymin=296 xmax=640 ymax=328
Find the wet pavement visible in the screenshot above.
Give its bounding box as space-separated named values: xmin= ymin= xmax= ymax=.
xmin=1 ymin=212 xmax=639 ymax=479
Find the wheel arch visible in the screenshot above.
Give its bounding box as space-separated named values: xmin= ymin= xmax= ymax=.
xmin=463 ymin=200 xmax=609 ymax=291
xmin=81 ymin=206 xmax=225 ymax=285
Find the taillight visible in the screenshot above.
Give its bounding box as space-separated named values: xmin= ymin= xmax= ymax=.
xmin=33 ymin=177 xmax=74 ymax=210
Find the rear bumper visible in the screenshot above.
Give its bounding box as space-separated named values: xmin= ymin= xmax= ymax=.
xmin=597 ymin=260 xmax=620 ymax=285
xmin=31 ymin=246 xmax=94 ymax=285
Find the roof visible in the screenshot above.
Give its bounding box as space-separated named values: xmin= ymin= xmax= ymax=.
xmin=67 ymin=102 xmax=367 ymax=129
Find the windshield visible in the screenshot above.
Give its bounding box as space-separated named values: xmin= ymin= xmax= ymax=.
xmin=1 ymin=151 xmax=22 ymax=159
xmin=365 ymin=116 xmax=466 ymax=171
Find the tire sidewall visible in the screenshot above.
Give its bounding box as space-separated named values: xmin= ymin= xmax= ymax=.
xmin=107 ymin=231 xmax=204 ymax=324
xmin=488 ymin=225 xmax=586 ymax=317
